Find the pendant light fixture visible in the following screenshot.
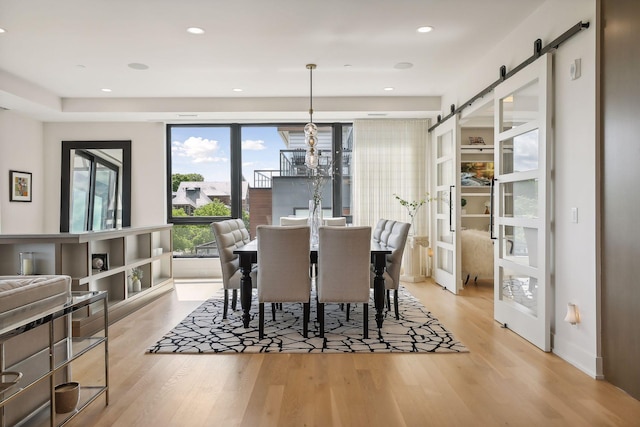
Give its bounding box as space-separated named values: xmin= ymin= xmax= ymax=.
xmin=304 ymin=63 xmax=319 ymax=169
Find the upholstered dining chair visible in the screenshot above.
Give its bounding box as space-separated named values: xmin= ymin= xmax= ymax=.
xmin=257 ymin=225 xmax=311 ymax=339
xmin=279 ymin=216 xmax=308 ymax=226
xmin=316 ymin=226 xmax=372 ymax=339
xmin=211 ymin=219 xmax=257 ymax=319
xmin=371 ymin=219 xmax=411 ymax=320
xmin=323 ymin=217 xmax=347 ymax=226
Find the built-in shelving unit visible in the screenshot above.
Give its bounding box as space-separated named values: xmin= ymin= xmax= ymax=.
xmin=0 ymin=225 xmax=173 ymax=335
xmin=460 ymin=128 xmax=494 ymax=232
xmin=0 ymin=291 xmax=108 ymax=427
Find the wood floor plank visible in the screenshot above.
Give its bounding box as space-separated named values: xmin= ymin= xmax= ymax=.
xmin=65 ymin=279 xmax=640 ymax=427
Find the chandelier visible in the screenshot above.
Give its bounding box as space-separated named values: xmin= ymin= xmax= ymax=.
xmin=304 ymin=64 xmax=319 ymax=169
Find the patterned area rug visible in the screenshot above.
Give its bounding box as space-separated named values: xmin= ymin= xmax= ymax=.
xmin=147 ymin=286 xmax=467 ymax=354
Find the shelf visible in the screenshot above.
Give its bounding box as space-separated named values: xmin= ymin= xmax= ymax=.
xmin=461 ymin=192 xmax=490 ymax=196
xmin=0 ymin=291 xmax=108 ymax=427
xmin=0 ymin=226 xmax=173 ymax=336
xmin=462 ymin=214 xmax=490 ymax=218
xmin=12 ymin=385 xmax=107 ymax=427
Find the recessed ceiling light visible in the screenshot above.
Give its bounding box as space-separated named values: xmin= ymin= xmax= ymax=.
xmin=394 ymin=62 xmax=413 ymax=70
xmin=232 ymin=88 xmax=243 ymax=92
xmin=101 ymin=88 xmax=112 ymax=93
xmin=187 ymin=27 xmax=205 ymax=35
xmin=384 ymin=87 xmax=394 ymax=91
xmin=76 ymin=64 xmax=86 ymax=69
xmin=417 ymin=26 xmax=434 ymax=33
xmin=0 ymin=28 xmax=6 ymax=33
xmin=128 ymin=62 xmax=149 ymax=70
xmin=344 ymin=64 xmax=352 ymax=68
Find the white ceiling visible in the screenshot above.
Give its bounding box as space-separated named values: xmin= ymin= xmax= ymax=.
xmin=0 ymin=0 xmax=545 ymax=122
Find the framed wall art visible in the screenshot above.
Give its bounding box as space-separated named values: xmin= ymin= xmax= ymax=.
xmin=9 ymin=170 xmax=32 ymax=202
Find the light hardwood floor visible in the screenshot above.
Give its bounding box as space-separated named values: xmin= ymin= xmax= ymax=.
xmin=68 ymin=279 xmax=640 ymax=426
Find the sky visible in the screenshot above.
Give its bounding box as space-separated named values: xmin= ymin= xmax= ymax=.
xmin=170 ymin=126 xmax=285 ymax=186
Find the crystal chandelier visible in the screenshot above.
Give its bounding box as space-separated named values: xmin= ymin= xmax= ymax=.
xmin=304 ymin=64 xmax=319 ymax=169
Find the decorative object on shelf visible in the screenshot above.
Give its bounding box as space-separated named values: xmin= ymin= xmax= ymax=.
xmin=18 ymin=251 xmax=34 ymax=275
xmin=129 ymin=267 xmax=143 ymax=292
xmin=91 ymin=253 xmax=109 ymax=271
xmin=9 ymin=170 xmax=32 ymax=202
xmin=0 ymin=371 xmax=23 ymax=393
xmin=54 ymin=381 xmax=80 ymax=413
xmin=304 ymin=63 xmax=319 ymax=169
xmin=468 ymin=136 xmax=485 ymax=145
xmin=461 ymin=198 xmax=467 ymax=215
xmin=484 ymin=200 xmax=491 ymax=215
xmin=393 ymin=193 xmax=430 ymax=235
xmin=461 ymin=162 xmax=494 ymax=186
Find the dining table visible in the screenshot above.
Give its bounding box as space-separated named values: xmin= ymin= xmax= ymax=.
xmin=233 ymin=239 xmax=392 ymax=329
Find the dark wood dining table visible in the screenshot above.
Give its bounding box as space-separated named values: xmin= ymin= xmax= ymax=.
xmin=233 ymin=239 xmax=392 ymax=329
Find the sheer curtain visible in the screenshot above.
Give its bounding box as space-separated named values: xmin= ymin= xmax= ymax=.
xmin=352 ymin=119 xmax=429 ymax=235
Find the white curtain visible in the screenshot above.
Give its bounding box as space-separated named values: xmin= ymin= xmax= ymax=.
xmin=352 ymin=119 xmax=429 ymax=235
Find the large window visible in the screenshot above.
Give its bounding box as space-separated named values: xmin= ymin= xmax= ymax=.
xmin=167 ymin=123 xmax=351 ymax=257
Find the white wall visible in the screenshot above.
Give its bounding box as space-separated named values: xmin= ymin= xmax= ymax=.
xmin=0 ymin=110 xmax=45 ymax=233
xmin=42 ymin=122 xmax=166 ymax=233
xmin=440 ymin=0 xmax=599 ymax=376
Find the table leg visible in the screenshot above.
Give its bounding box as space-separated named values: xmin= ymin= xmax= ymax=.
xmin=239 ymin=254 xmax=253 ymax=328
xmin=373 ymin=253 xmax=386 ymax=329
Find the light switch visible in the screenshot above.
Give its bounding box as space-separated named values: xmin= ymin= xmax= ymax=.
xmin=571 ymin=207 xmax=578 ymax=223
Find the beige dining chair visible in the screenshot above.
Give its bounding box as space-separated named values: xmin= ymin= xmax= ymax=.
xmin=279 ymin=216 xmax=308 ymax=226
xmin=211 ymin=219 xmax=257 ymax=319
xmin=316 ymin=226 xmax=372 ymax=339
xmin=257 ymin=225 xmax=311 ymax=339
xmin=323 ymin=217 xmax=347 ymax=226
xmin=371 ymin=219 xmax=411 ymax=320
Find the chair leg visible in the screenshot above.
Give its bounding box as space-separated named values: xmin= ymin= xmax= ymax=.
xmin=303 ymin=302 xmax=310 ymax=338
xmin=363 ymin=303 xmax=369 ymax=339
xmin=318 ymin=302 xmax=325 ymax=338
xmin=386 ymin=289 xmax=391 ymax=310
xmin=259 ymin=303 xmax=265 ymax=340
xmin=271 ymin=303 xmax=277 ymax=321
xmin=346 ymin=303 xmax=351 ymax=321
xmin=231 ymin=289 xmax=238 ymax=310
xmin=394 ymin=290 xmax=399 ymax=320
xmin=223 ymin=289 xmax=229 ymax=319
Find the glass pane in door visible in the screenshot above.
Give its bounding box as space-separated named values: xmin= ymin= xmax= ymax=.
xmin=500 ymin=129 xmax=539 ymax=174
xmin=437 ymin=218 xmax=453 ymax=244
xmin=437 ymin=246 xmax=453 ymax=274
xmin=437 ymin=130 xmax=453 ymax=157
xmin=499 ymin=80 xmax=539 ymax=132
xmin=501 ymin=225 xmax=538 ymax=268
xmin=501 ymin=180 xmax=538 ymax=218
xmin=499 ymin=266 xmax=538 ymax=316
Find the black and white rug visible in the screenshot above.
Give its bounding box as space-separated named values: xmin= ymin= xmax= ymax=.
xmin=147 ymin=286 xmax=467 ymax=354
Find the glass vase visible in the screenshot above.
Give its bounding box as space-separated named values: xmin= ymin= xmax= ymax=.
xmin=308 ymin=200 xmax=322 ymax=246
